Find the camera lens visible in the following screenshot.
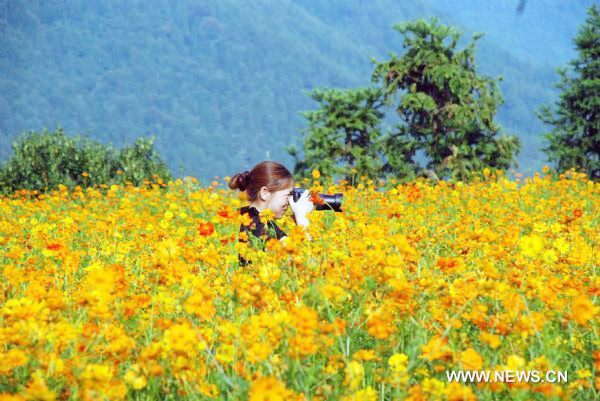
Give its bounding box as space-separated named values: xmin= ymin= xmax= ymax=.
xmin=292 ymin=188 xmax=343 ymax=212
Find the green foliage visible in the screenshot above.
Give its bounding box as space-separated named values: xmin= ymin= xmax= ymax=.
xmin=538 ymin=5 xmax=600 ymax=179
xmin=291 ymin=18 xmax=521 ymax=183
xmin=114 ymin=137 xmax=173 ymax=188
xmin=287 ymin=87 xmax=388 ymax=182
xmin=0 ymin=128 xmax=172 ymax=196
xmin=372 ymin=18 xmax=521 ymax=181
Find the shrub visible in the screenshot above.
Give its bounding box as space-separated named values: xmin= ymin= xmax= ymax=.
xmin=0 ymin=127 xmax=172 ymax=195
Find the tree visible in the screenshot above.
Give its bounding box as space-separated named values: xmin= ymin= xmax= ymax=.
xmin=538 ymin=5 xmax=599 ymax=179
xmin=372 ymin=18 xmax=520 ymax=181
xmin=286 ymin=87 xmax=389 ymax=183
xmin=290 ymin=18 xmax=520 ymax=183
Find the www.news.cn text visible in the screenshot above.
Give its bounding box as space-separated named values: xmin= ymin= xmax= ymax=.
xmin=446 ymin=370 xmax=568 ymax=383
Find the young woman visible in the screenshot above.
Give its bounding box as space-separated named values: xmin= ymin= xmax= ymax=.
xmin=228 ymin=161 xmax=314 ymax=265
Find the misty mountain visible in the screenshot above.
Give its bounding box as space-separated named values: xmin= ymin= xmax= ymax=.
xmin=0 ymin=0 xmax=594 ymax=181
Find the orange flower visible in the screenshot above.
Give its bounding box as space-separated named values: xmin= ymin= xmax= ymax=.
xmin=573 ymin=209 xmax=583 ymax=218
xmin=309 ymin=193 xmax=325 ymax=205
xmin=248 ymin=376 xmax=296 ymax=401
xmin=406 ymin=185 xmax=421 ymax=202
xmin=460 ymin=348 xmax=483 ymax=371
xmin=446 ymin=382 xmax=477 ymax=401
xmin=366 ymin=311 xmax=396 ymax=339
xmin=197 ymin=222 xmax=214 ymax=236
xmin=592 ymin=350 xmax=600 ymax=370
xmin=217 ymin=207 xmax=233 ymax=218
xmin=479 ymin=332 xmax=502 ymax=349
xmin=352 ymin=349 xmax=380 ymax=362
xmin=288 ymin=335 xmax=319 ymax=358
xmin=420 ymin=336 xmax=453 ymax=362
xmin=571 ymin=294 xmax=598 ymax=325
xmin=319 ymin=319 xmax=346 ymax=336
xmin=435 ymin=257 xmax=465 ymax=274
xmin=534 ymin=382 xmax=563 ymax=397
xmin=45 ymin=242 xmax=63 ymax=251
xmin=290 ymin=306 xmax=319 ymax=335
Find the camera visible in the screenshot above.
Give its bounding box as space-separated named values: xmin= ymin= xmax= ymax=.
xmin=291 ymin=188 xmax=343 ymax=212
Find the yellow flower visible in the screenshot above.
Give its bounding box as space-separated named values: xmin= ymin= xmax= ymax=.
xmin=519 ymin=234 xmax=544 ymax=257
xmin=246 ymin=342 xmax=271 ymax=364
xmin=215 ymin=344 xmax=236 ymax=364
xmin=341 ymin=386 xmax=377 ymax=401
xmin=541 ymin=248 xmax=558 ymax=263
xmin=388 ymin=354 xmax=408 ymax=371
xmin=312 ymin=169 xmax=321 ymax=179
xmin=0 ymin=348 xmax=29 ymax=374
xmin=199 ymin=382 xmax=219 ymax=399
xmin=532 ymin=222 xmax=547 ymax=233
xmin=479 ymin=332 xmax=502 ymax=349
xmin=344 ymin=360 xmax=364 ymax=390
xmin=183 ymin=292 xmax=215 ymax=321
xmin=553 ymin=237 xmax=570 ymax=254
xmin=162 ymin=323 xmax=199 ymax=357
xmin=124 ymin=364 xmax=147 ymax=390
xmin=24 ymin=370 xmax=56 ymax=401
xmin=504 ymin=355 xmax=525 ymax=371
xmin=79 ymin=364 xmax=114 ymax=383
xmin=259 ymin=208 xmax=275 ymax=224
xmin=576 ymin=369 xmax=592 ymax=379
xmin=422 ymin=378 xmax=445 ymax=397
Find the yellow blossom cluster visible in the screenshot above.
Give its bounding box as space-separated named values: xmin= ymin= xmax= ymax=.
xmin=0 ymin=168 xmax=598 ymax=400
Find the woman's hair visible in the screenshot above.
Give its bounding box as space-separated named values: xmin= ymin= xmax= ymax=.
xmin=229 ymin=161 xmax=294 ymax=201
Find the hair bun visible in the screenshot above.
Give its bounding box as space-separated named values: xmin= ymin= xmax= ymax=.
xmin=239 ymin=171 xmax=250 ymax=190
xmin=229 ymin=170 xmax=251 ymax=191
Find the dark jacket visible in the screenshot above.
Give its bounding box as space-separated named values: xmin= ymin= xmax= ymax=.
xmin=238 ymin=206 xmax=287 ymax=266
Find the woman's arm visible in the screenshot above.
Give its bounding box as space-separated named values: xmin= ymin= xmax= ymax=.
xmin=290 ymin=215 xmax=312 ymax=241
xmin=288 ymin=189 xmax=314 ymax=241
xmin=292 ymin=214 xmax=310 ymax=229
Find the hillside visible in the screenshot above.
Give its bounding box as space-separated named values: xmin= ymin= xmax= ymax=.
xmin=0 ymin=0 xmax=594 ymax=181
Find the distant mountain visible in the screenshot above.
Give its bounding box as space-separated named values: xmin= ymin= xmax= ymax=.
xmin=0 ymin=0 xmax=594 ymax=181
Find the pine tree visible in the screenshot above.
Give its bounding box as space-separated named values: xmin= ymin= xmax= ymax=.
xmin=372 ymin=18 xmax=520 ymax=181
xmin=290 ymin=18 xmax=521 ymax=183
xmin=539 ymin=5 xmax=600 ymax=179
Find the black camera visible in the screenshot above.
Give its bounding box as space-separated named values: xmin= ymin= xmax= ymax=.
xmin=291 ymin=188 xmax=343 ymax=212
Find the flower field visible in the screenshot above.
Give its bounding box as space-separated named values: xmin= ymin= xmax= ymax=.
xmin=0 ymin=169 xmax=599 ymax=401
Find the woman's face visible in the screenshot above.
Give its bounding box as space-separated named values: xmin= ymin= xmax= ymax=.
xmin=265 ymin=183 xmax=294 ymax=218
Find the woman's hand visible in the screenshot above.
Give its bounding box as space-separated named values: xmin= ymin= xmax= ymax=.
xmin=288 ymin=189 xmax=314 ymax=223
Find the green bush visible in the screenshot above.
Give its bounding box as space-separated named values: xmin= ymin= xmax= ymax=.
xmin=0 ymin=127 xmax=172 ymax=196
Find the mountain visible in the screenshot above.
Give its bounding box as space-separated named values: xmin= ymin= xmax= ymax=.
xmin=0 ymin=0 xmax=594 ymax=182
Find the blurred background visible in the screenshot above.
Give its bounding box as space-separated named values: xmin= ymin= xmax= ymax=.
xmin=0 ymin=0 xmax=595 ymax=183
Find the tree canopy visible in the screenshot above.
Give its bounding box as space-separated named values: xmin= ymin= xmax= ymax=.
xmin=538 ymin=5 xmax=600 ymax=179
xmin=290 ymin=18 xmax=521 ymax=183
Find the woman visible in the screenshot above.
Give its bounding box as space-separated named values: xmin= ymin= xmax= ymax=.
xmin=228 ymin=161 xmax=314 ymax=265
